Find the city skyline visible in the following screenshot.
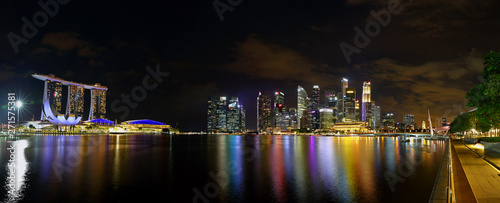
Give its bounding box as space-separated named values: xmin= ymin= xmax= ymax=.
xmin=1 ymin=1 xmax=495 ymax=131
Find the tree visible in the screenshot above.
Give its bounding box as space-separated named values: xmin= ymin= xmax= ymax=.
xmin=466 ymin=50 xmax=500 ymax=132
xmin=450 ymin=112 xmax=473 ymax=133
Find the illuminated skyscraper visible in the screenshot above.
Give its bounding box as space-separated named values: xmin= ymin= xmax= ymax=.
xmin=362 ymin=81 xmax=371 ymax=122
xmin=227 ymin=97 xmax=240 ymax=132
xmin=207 ymin=97 xmax=217 ymax=132
xmin=422 ymin=120 xmax=426 ymax=129
xmin=32 ymin=74 xmax=108 ymax=125
xmin=312 ymin=85 xmax=320 ymax=129
xmin=289 ymin=108 xmax=298 ymax=129
xmin=373 ymin=104 xmax=381 ymax=130
xmin=89 ymin=86 xmax=107 ymax=120
xmin=319 ymin=108 xmax=333 ymax=129
xmin=66 ymin=85 xmax=85 ymax=116
xmin=274 ymin=91 xmax=285 ymax=127
xmin=297 ymin=86 xmax=308 ymax=128
xmin=42 ymin=80 xmax=63 ymax=120
xmin=382 ymin=113 xmax=395 ymax=131
xmin=404 ymin=114 xmax=415 ymax=129
xmin=216 ymin=96 xmax=227 ymax=132
xmin=325 ymin=89 xmax=338 ymax=123
xmin=257 ymin=92 xmax=272 ymax=132
xmin=345 ymin=88 xmax=356 ymax=121
xmin=240 ymin=105 xmax=246 ymax=132
xmin=355 ymin=100 xmax=360 ymax=121
xmin=340 ymin=78 xmax=348 ymax=120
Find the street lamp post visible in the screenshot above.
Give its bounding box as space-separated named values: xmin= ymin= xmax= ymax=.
xmin=16 ymin=100 xmax=23 ymax=134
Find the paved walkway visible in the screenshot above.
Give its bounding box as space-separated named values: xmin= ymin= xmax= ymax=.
xmin=453 ymin=140 xmax=500 ymax=203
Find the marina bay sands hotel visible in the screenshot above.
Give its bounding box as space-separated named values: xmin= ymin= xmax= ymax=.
xmin=32 ymin=74 xmax=107 ymax=125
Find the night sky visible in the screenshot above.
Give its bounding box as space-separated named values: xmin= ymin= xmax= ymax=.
xmin=1 ymin=0 xmax=499 ymax=131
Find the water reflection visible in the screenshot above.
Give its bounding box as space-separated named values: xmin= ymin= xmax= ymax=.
xmin=4 ymin=139 xmax=29 ymax=202
xmin=209 ymin=135 xmax=445 ymax=202
xmin=0 ymin=135 xmax=445 ymax=202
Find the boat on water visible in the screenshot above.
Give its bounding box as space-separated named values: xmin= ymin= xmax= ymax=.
xmin=245 ymin=131 xmax=259 ymax=135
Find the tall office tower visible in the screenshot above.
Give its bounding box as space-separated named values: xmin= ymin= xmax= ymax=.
xmin=306 ymin=97 xmax=313 ymax=129
xmin=312 ymin=85 xmax=320 ymax=129
xmin=325 ymin=89 xmax=335 ymax=107
xmin=289 ymin=108 xmax=298 ymax=129
xmin=422 ymin=120 xmax=426 ymax=129
xmin=89 ymin=87 xmax=107 ymax=120
xmin=373 ymin=105 xmax=381 ymax=130
xmin=341 ymin=78 xmax=349 ymax=119
xmin=276 ymin=111 xmax=291 ymax=131
xmin=345 ymin=88 xmax=356 ymax=121
xmin=66 ymin=85 xmax=85 ymax=116
xmin=42 ymin=80 xmax=63 ymax=120
xmin=366 ymin=101 xmax=375 ymax=129
xmin=325 ymin=89 xmax=338 ymax=123
xmin=274 ymin=91 xmax=285 ymax=127
xmin=226 ymin=97 xmax=241 ymax=132
xmin=362 ymin=81 xmax=371 ymax=122
xmin=382 ymin=113 xmax=395 ymax=131
xmin=257 ymin=92 xmax=272 ymax=132
xmin=216 ymin=96 xmax=228 ymax=132
xmin=319 ymin=108 xmax=334 ymax=129
xmin=297 ymin=86 xmax=308 ymax=128
xmin=355 ymin=100 xmax=360 ymax=121
xmin=240 ymin=105 xmax=246 ymax=132
xmin=404 ymin=114 xmax=415 ymax=128
xmin=207 ymin=97 xmax=217 ymax=132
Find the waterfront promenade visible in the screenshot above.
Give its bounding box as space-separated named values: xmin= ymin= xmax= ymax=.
xmin=452 ymin=140 xmax=500 ymax=202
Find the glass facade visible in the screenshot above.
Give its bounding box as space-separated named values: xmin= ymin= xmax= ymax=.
xmin=297 ymin=86 xmax=307 ymax=129
xmin=257 ymin=92 xmax=272 ymax=132
xmin=345 ymin=88 xmax=356 ymax=122
xmin=362 ymin=81 xmax=371 ymax=122
xmin=67 ymin=85 xmax=85 ymax=116
xmin=312 ymin=85 xmax=320 ymax=130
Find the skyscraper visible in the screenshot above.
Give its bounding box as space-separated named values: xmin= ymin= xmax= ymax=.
xmin=373 ymin=105 xmax=381 ymax=130
xmin=216 ymin=96 xmax=227 ymax=132
xmin=207 ymin=97 xmax=217 ymax=132
xmin=362 ymin=81 xmax=371 ymax=122
xmin=274 ymin=91 xmax=285 ymax=127
xmin=67 ymin=85 xmax=85 ymax=116
xmin=227 ymin=97 xmax=240 ymax=132
xmin=45 ymin=80 xmax=63 ymax=119
xmin=289 ymin=108 xmax=298 ymax=129
xmin=89 ymin=87 xmax=107 ymax=120
xmin=355 ymin=100 xmax=360 ymax=121
xmin=404 ymin=114 xmax=415 ymax=129
xmin=312 ymin=85 xmax=320 ymax=129
xmin=297 ymin=86 xmax=308 ymax=129
xmin=345 ymin=88 xmax=356 ymax=121
xmin=240 ymin=105 xmax=246 ymax=132
xmin=382 ymin=113 xmax=395 ymax=131
xmin=422 ymin=120 xmax=426 ymax=129
xmin=340 ymin=78 xmax=348 ymax=120
xmin=325 ymin=90 xmax=338 ymax=124
xmin=325 ymin=89 xmax=335 ymax=107
xmin=257 ymin=92 xmax=272 ymax=132
xmin=319 ymin=108 xmax=333 ymax=129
